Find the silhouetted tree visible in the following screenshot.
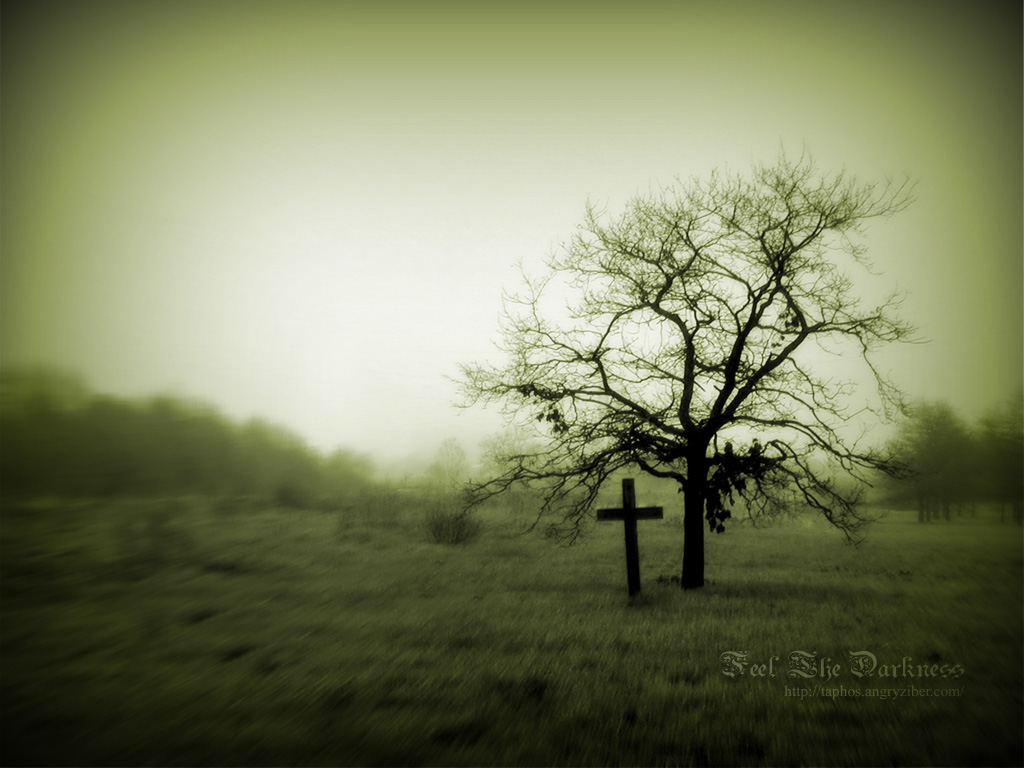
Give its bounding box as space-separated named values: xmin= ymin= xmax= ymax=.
xmin=889 ymin=401 xmax=975 ymax=522
xmin=461 ymin=154 xmax=914 ymax=589
xmin=979 ymin=395 xmax=1024 ymax=523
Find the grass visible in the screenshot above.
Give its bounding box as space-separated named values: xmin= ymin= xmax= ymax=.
xmin=1 ymin=492 xmax=1021 ymax=766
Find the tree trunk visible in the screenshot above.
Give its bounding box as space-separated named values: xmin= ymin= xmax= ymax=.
xmin=681 ymin=449 xmax=708 ymax=590
xmin=917 ymin=495 xmax=926 ymax=523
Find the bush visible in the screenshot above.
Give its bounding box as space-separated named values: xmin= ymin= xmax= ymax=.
xmin=424 ymin=493 xmax=479 ymax=545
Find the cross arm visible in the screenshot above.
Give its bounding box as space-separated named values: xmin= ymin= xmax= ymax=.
xmin=596 ymin=507 xmax=664 ymax=521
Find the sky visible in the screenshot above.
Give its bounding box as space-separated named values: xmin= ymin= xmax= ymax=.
xmin=3 ymin=0 xmax=1021 ymax=466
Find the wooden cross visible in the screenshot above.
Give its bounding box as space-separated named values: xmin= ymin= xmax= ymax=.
xmin=597 ymin=478 xmax=664 ymax=597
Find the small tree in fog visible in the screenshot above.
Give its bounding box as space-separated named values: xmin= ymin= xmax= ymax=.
xmin=478 ymin=428 xmax=545 ymax=520
xmin=427 ymin=438 xmax=469 ymax=492
xmin=460 ymin=154 xmax=915 ymax=589
xmin=424 ymin=438 xmax=478 ymax=544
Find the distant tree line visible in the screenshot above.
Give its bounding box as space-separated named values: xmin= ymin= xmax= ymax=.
xmin=885 ymin=397 xmax=1023 ymax=523
xmin=0 ymin=367 xmax=375 ymax=507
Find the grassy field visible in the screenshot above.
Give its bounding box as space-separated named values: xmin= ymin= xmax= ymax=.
xmin=2 ymin=491 xmax=1021 ymax=767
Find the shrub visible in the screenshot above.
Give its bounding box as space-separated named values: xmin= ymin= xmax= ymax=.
xmin=424 ymin=493 xmax=479 ymax=545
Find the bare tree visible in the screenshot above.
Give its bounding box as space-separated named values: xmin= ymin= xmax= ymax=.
xmin=427 ymin=438 xmax=469 ymax=492
xmin=460 ymin=154 xmax=915 ymax=589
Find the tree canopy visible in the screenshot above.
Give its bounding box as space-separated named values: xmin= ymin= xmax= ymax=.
xmin=460 ymin=154 xmax=915 ymax=588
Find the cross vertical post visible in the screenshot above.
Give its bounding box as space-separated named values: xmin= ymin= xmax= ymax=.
xmin=621 ymin=479 xmax=640 ymax=597
xmin=597 ymin=478 xmax=664 ymax=597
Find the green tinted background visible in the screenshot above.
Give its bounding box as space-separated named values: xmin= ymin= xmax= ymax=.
xmin=3 ymin=0 xmax=1020 ymax=460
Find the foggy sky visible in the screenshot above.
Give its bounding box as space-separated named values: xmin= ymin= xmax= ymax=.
xmin=3 ymin=1 xmax=1021 ymax=464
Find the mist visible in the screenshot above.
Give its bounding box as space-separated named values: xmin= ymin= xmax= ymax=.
xmin=2 ymin=1 xmax=1020 ymax=465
